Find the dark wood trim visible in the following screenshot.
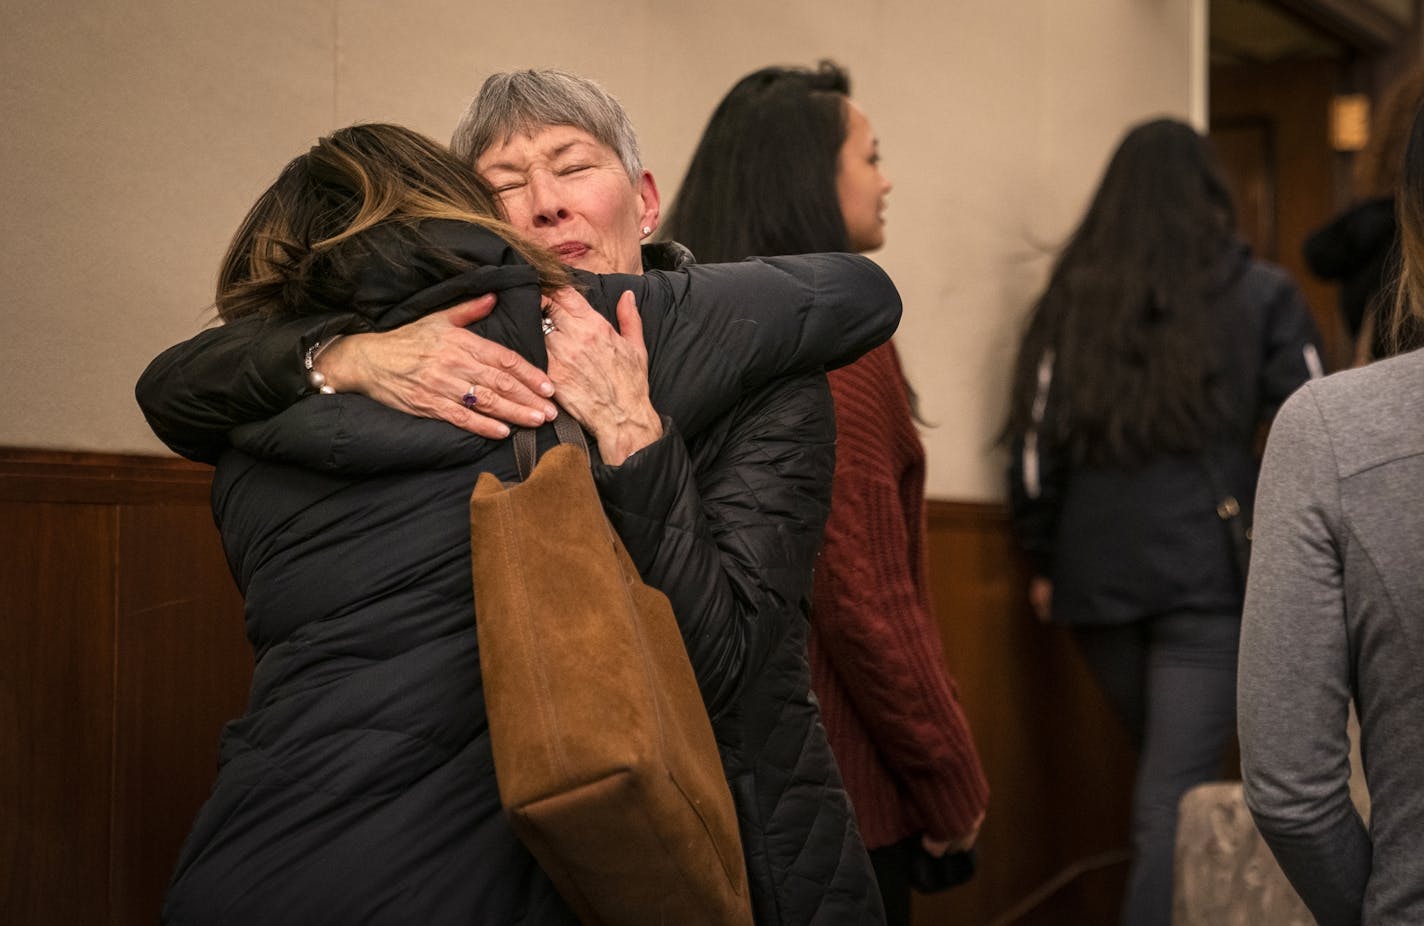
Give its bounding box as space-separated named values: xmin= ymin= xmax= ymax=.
xmin=1212 ymin=115 xmax=1281 ymax=261
xmin=0 ymin=447 xmax=212 ymax=506
xmin=1275 ymin=0 xmax=1412 ymax=51
xmin=0 ymin=451 xmax=1019 ymax=522
xmin=926 ymin=497 xmax=1010 ymax=531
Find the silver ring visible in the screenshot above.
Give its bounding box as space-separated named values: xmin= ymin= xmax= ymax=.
xmin=462 ymin=386 xmax=478 ymax=410
xmin=541 ymin=316 xmax=557 ymax=336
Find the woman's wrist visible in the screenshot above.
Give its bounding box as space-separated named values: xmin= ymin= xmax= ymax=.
xmin=304 ymin=333 xmax=368 ymax=395
xmin=304 ymin=335 xmax=345 ymax=394
xmin=593 ymin=404 xmax=663 ymax=466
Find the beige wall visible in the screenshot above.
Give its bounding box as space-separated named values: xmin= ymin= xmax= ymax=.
xmin=0 ymin=0 xmax=1202 ymax=500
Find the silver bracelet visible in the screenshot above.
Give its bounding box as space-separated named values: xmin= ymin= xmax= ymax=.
xmin=303 ymin=335 xmax=345 ymax=394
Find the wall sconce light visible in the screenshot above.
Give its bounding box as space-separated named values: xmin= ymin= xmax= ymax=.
xmin=1330 ymin=94 xmax=1371 ymax=152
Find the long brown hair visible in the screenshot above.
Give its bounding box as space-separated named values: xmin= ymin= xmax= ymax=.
xmin=217 ymin=123 xmax=568 ymax=321
xmin=1007 ymin=119 xmax=1240 ymax=466
xmin=1391 ymin=100 xmax=1424 ymax=353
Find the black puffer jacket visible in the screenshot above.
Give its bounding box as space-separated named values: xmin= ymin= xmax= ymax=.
xmin=146 ymin=223 xmax=896 ymax=924
xmin=602 ymin=373 xmax=882 ymax=924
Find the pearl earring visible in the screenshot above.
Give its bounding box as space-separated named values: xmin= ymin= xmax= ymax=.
xmin=641 ymin=226 xmax=652 ymax=237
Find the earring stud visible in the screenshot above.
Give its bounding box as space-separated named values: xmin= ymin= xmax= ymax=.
xmin=641 ymin=225 xmax=652 ymax=237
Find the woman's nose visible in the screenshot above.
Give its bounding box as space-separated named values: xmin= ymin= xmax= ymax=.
xmin=528 ymin=173 xmax=570 ymax=227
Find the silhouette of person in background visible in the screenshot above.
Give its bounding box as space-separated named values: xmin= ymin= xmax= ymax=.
xmin=1006 ymin=118 xmax=1321 ymax=926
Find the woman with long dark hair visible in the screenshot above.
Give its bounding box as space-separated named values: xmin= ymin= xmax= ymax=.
xmin=663 ymin=62 xmax=990 ymax=926
xmin=1239 ymin=101 xmax=1424 ymax=925
xmin=1005 ymin=117 xmax=1321 ymax=926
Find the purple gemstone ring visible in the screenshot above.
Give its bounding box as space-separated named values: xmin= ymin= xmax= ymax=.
xmin=462 ymin=386 xmax=478 ymax=410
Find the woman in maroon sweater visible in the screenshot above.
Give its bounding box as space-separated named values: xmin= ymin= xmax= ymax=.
xmin=660 ymin=61 xmax=989 ymax=924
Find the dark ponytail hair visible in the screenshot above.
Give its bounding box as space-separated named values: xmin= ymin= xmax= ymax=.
xmin=660 ymin=61 xmax=851 ymax=260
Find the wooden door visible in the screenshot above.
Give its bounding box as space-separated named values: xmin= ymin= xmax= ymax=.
xmin=1211 ymin=58 xmax=1354 ymax=370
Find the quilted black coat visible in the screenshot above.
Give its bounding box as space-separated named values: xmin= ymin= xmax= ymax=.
xmin=143 ymin=222 xmax=897 ymax=924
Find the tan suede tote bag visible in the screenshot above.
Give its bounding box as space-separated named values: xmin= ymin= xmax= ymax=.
xmin=469 ymin=412 xmax=753 ymax=925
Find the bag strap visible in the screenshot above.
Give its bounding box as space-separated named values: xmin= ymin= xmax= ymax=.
xmin=513 ymin=409 xmax=589 ymax=480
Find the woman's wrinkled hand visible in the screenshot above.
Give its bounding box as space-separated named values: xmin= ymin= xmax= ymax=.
xmin=543 ymin=288 xmax=662 ymax=466
xmin=316 ymin=294 xmax=558 ymax=438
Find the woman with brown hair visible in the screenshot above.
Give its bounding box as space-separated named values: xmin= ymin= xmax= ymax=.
xmin=1239 ymin=99 xmax=1424 ymax=926
xmin=148 ymin=122 xmax=900 ymax=924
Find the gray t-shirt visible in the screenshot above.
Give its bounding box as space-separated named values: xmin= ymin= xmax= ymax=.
xmin=1239 ymin=348 xmax=1424 ymax=925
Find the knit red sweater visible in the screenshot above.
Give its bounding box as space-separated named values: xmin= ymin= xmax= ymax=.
xmin=809 ymin=342 xmax=990 ymax=849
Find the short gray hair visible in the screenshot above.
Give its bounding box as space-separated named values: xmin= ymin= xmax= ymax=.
xmin=451 ymin=69 xmax=643 ymax=181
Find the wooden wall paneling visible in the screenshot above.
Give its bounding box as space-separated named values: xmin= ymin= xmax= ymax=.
xmin=1213 ymin=117 xmax=1279 ymax=261
xmin=0 ymin=448 xmax=252 ymax=925
xmin=0 ymin=501 xmax=118 ymax=925
xmin=1211 ymin=58 xmax=1351 ymax=370
xmin=111 ymin=502 xmax=250 ymax=925
xmin=913 ymin=502 xmax=1136 ymax=926
xmin=0 ymin=450 xmax=214 ymax=508
xmin=0 ymin=449 xmax=1147 ymax=923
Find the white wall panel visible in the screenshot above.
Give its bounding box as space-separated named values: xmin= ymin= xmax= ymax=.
xmin=0 ymin=0 xmax=1203 ymax=499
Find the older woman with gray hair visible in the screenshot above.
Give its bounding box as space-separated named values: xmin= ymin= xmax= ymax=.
xmin=142 ymin=69 xmax=676 ymax=456
xmin=140 ymin=69 xmax=887 ymax=924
